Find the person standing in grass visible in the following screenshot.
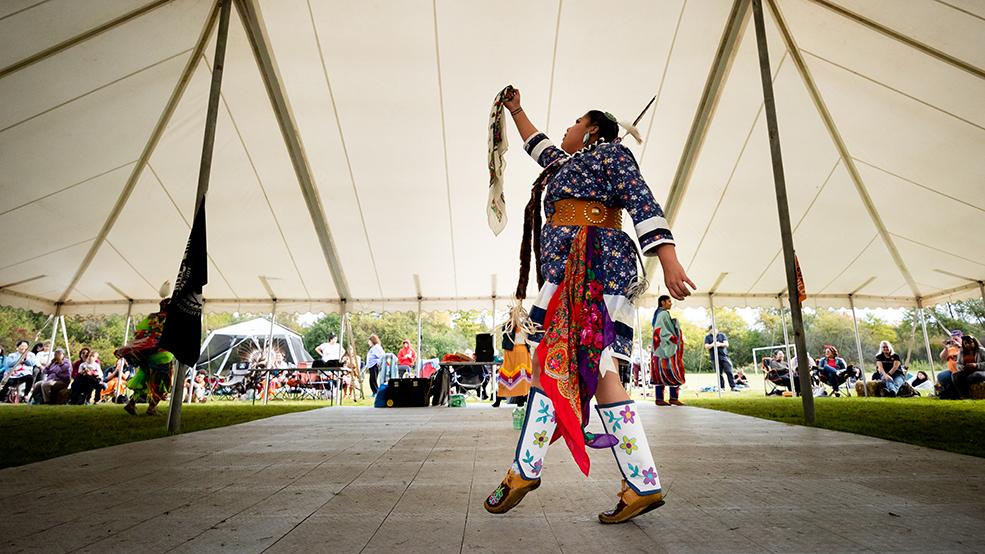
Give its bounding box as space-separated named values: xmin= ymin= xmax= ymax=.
xmin=651 ymin=295 xmax=685 ymax=406
xmin=365 ymin=334 xmax=385 ymax=394
xmin=704 ymin=326 xmax=737 ymax=392
xmin=873 ymin=341 xmax=905 ymax=397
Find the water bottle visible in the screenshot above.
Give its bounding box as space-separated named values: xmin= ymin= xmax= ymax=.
xmin=512 ymin=406 xmax=525 ymax=430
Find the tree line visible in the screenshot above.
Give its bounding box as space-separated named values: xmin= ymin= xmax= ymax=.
xmin=0 ymin=299 xmax=981 ymax=372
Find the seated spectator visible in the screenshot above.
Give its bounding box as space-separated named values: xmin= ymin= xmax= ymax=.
xmin=909 ymin=370 xmax=932 ymax=392
xmin=397 ymin=339 xmax=417 ymax=377
xmin=873 ymin=340 xmax=905 ymax=397
xmin=29 ymin=348 xmax=71 ymax=404
xmin=101 ymin=358 xmax=131 ymax=403
xmin=71 ymin=347 xmax=91 ymax=381
xmin=734 ymin=368 xmax=749 ymax=389
xmin=32 ymin=342 xmax=51 ymax=377
xmin=818 ymin=346 xmax=849 ymax=396
xmin=184 ymin=371 xmax=208 ymax=403
xmin=70 ymin=350 xmax=103 ymax=404
xmin=951 ymin=335 xmax=985 ymax=398
xmin=766 ymin=350 xmax=800 ymax=394
xmin=936 ymin=331 xmax=964 ymax=399
xmin=1 ymin=340 xmax=39 ymax=404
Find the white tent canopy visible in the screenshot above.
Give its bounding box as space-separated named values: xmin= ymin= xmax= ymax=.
xmin=0 ymin=0 xmax=982 ymax=317
xmin=197 ymin=316 xmax=312 ymax=374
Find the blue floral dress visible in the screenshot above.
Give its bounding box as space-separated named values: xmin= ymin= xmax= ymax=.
xmin=523 ymin=132 xmax=674 ymax=367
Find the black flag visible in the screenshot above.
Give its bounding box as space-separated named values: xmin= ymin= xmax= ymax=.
xmin=161 ymin=200 xmax=208 ymax=366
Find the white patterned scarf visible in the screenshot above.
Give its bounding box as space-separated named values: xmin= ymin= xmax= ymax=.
xmin=486 ymin=86 xmax=512 ymax=236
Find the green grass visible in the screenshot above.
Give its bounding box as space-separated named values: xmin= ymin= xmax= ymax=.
xmin=0 ymin=401 xmax=333 ymax=468
xmin=688 ymin=396 xmax=985 ymax=458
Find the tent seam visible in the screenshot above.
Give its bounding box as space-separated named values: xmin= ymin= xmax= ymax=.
xmin=684 ymin=52 xmax=788 ymax=273
xmin=802 ymin=50 xmax=985 ymax=133
xmin=745 ymin=156 xmax=841 ymax=293
xmin=431 ymin=0 xmax=459 ymax=297
xmin=0 ymin=48 xmax=192 ymax=135
xmin=147 ymin=161 xmax=238 ymax=296
xmin=640 ymin=0 xmax=688 ymax=161
xmin=198 ymin=55 xmax=313 ymax=298
xmin=304 ymin=0 xmax=383 ymax=298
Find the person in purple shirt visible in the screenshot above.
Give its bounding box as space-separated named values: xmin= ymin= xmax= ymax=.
xmin=30 ymin=348 xmax=71 ymax=404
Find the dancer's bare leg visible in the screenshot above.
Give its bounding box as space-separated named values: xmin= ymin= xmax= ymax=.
xmin=595 ymin=358 xmax=630 ymax=404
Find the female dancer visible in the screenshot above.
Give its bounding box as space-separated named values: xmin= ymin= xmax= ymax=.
xmin=484 ymin=88 xmax=694 ymax=524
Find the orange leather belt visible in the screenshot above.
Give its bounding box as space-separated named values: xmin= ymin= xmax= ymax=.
xmin=548 ymin=199 xmax=622 ymax=229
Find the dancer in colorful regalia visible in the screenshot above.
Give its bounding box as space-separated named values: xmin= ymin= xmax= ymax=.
xmin=651 ymin=294 xmax=686 ymax=406
xmin=483 ymin=87 xmax=695 ymax=523
xmin=115 ymin=298 xmax=175 ymax=416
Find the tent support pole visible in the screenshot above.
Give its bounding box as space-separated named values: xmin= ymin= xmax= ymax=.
xmin=28 ymin=307 xmax=62 ymax=404
xmin=49 ymin=307 xmax=61 ymax=355
xmin=918 ymin=301 xmax=937 ymax=384
xmin=263 ymin=301 xmax=277 ymax=406
xmin=168 ymin=0 xmax=232 ymax=435
xmin=339 ymin=301 xmax=346 ymax=348
xmin=752 ymin=0 xmax=814 ymax=423
xmin=59 ymin=316 xmax=71 ymax=361
xmin=416 ymin=300 xmax=423 ymax=374
xmin=979 ymin=281 xmax=985 ymax=309
xmin=778 ymin=296 xmax=795 ymax=395
xmin=848 ymin=295 xmax=869 ymax=396
xmin=709 ymin=294 xmax=723 ymax=399
xmin=118 ymin=300 xmax=133 ymax=399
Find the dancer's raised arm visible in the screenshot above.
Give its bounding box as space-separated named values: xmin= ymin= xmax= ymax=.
xmin=503 ymin=88 xmax=537 ymax=142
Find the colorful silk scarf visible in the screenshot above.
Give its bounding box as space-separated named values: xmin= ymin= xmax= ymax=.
xmin=536 ymin=226 xmax=617 ymax=476
xmin=487 ymin=86 xmax=512 ymax=235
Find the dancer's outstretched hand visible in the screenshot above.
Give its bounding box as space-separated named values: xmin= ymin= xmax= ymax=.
xmin=503 ymin=86 xmax=521 ymax=112
xmin=657 ymin=245 xmax=696 ymax=300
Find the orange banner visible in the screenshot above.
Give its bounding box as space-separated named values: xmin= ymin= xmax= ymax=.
xmin=795 ymin=255 xmax=807 ymax=303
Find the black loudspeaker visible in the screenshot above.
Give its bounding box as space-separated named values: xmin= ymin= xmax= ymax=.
xmin=475 ymin=333 xmax=493 ymax=362
xmin=385 ymin=378 xmax=432 ymax=407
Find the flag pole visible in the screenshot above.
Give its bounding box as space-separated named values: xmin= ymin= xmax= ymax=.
xmin=167 ymin=0 xmax=232 ymax=434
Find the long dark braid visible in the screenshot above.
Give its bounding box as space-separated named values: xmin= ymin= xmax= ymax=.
xmin=514 ymin=164 xmax=560 ymax=299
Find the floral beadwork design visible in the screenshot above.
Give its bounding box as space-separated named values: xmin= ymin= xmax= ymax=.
xmin=619 ymin=405 xmax=636 ymax=424
xmin=642 ymin=467 xmax=658 ymax=487
xmin=533 ymin=430 xmax=548 ymax=448
xmin=535 ymin=399 xmax=555 ymax=424
xmin=521 ymin=450 xmax=543 ymax=476
xmin=619 ymin=436 xmax=638 ymax=455
xmin=487 ymin=484 xmax=506 ymax=506
xmin=603 ymin=409 xmax=623 ymax=433
xmin=627 ymin=463 xmax=641 ymax=479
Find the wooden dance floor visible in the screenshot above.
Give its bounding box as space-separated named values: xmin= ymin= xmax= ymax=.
xmin=2 ymin=403 xmax=983 ymax=553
